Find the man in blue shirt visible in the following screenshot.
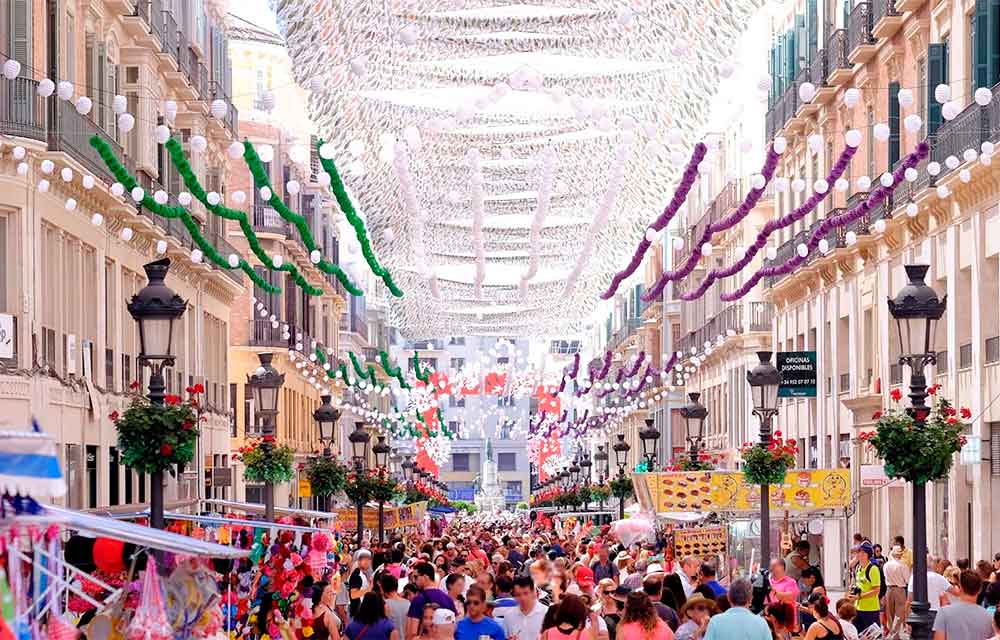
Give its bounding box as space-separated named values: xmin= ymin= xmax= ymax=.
xmin=704 ymin=579 xmax=771 ymax=640
xmin=456 ymin=585 xmax=506 ymax=640
xmin=406 ymin=562 xmax=456 ymax=640
xmin=699 ymin=563 xmax=728 ymax=598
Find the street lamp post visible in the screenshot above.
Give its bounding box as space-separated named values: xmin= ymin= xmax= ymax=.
xmin=313 ymin=395 xmax=340 ymax=511
xmin=372 ymin=435 xmax=391 ymax=544
xmin=127 ymin=258 xmax=187 ymax=529
xmin=679 ymin=393 xmax=708 ymax=464
xmin=746 ymin=351 xmax=781 ymax=570
xmin=579 ymin=453 xmax=592 ymax=510
xmin=348 ymin=422 xmax=371 ymax=547
xmin=613 ymin=433 xmax=631 ymax=520
xmin=247 ymin=352 xmax=285 ymax=522
xmin=888 ymin=265 xmax=946 ymax=640
xmin=594 ymin=445 xmax=609 ymax=510
xmin=639 ymin=418 xmax=660 ymax=469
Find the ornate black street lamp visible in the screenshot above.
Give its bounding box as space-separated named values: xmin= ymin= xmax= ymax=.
xmin=639 ymin=418 xmax=660 ymax=469
xmin=372 ymin=436 xmax=391 ymax=543
xmin=679 ymin=393 xmax=708 ymax=464
xmin=127 ymin=258 xmax=186 ymax=529
xmin=247 ymin=352 xmax=285 ymax=522
xmin=746 ymin=351 xmax=781 ymax=569
xmin=348 ymin=422 xmax=370 ymax=546
xmin=888 ymin=265 xmax=946 ymax=640
xmin=401 ymin=455 xmax=414 ymax=484
xmin=595 ymin=445 xmax=609 ymax=483
xmin=569 ymin=457 xmax=581 ymax=485
xmin=313 ymin=395 xmax=339 ymax=458
xmin=612 ymin=433 xmax=631 ymax=519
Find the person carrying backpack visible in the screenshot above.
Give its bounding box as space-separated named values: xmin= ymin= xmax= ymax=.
xmin=851 ymin=543 xmax=883 ymax=635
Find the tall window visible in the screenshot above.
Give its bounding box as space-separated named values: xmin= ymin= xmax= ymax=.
xmin=917 ymin=57 xmax=928 ymax=139
xmin=497 ymin=452 xmax=517 ymax=471
xmin=866 ymin=107 xmax=875 ymax=179
xmin=452 ymin=453 xmax=470 ymax=472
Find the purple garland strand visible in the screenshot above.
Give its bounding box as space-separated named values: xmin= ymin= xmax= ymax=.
xmin=679 ymin=144 xmax=859 ymax=302
xmin=641 ymin=145 xmax=781 ymax=302
xmin=624 ymin=351 xmax=646 ymax=377
xmin=601 ymin=143 xmax=708 ymax=300
xmin=720 ymin=143 xmax=929 ymax=302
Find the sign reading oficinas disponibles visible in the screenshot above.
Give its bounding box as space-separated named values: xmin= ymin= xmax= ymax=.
xmin=776 ymin=351 xmax=817 ymax=397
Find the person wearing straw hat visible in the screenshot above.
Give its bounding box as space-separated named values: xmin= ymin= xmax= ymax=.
xmin=675 ymin=594 xmax=718 ymax=640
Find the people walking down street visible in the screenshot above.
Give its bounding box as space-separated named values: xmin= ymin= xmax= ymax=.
xmin=931 ymin=570 xmax=994 ymax=640
xmin=908 ymin=555 xmax=953 ymax=614
xmin=882 ymin=546 xmax=910 ymax=636
xmin=677 ymin=557 xmax=700 ymax=599
xmin=407 ymin=563 xmax=457 ymax=640
xmin=674 ymin=594 xmax=717 ymax=640
xmin=455 ymin=585 xmax=505 ymax=640
xmin=893 ymin=536 xmax=913 ymax=570
xmin=851 ymin=543 xmax=882 ymax=635
xmin=704 ymin=580 xmax=771 ymax=640
xmin=592 ymin=546 xmax=620 ymax=584
xmin=835 ymin=600 xmax=860 ymax=640
xmin=344 ymin=592 xmax=399 ymax=640
xmin=698 ymin=564 xmax=727 ymax=599
xmin=501 ymin=576 xmax=548 ymax=640
xmin=617 ymin=592 xmax=674 ymax=640
xmin=541 ymin=594 xmax=600 ymax=640
xmin=801 ymin=592 xmax=843 ymax=640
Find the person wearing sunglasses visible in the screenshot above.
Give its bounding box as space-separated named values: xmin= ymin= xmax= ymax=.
xmin=455 ymin=585 xmax=506 ymax=640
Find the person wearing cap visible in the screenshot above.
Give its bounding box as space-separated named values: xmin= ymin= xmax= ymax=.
xmin=455 ymin=585 xmax=506 ymax=640
xmin=674 ymin=594 xmax=717 ymax=640
xmin=349 ymin=550 xmax=374 ymax=619
xmin=430 ymin=608 xmax=457 ymax=640
xmin=852 ymin=542 xmax=881 ymax=634
xmin=592 ymin=545 xmax=620 ymax=584
xmin=502 ymin=576 xmax=548 ymax=640
xmin=882 ymin=545 xmax=909 ymax=636
xmin=576 ymin=566 xmax=598 ymax=601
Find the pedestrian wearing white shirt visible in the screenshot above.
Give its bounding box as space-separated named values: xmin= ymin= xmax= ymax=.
xmin=502 ymin=576 xmax=548 ymax=640
xmin=883 ymin=546 xmax=910 ymax=636
xmin=677 ymin=556 xmax=700 ymax=598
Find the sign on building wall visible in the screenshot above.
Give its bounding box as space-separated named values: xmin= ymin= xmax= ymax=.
xmin=777 ymin=351 xmax=817 ymax=397
xmin=0 ymin=314 xmax=12 ymax=359
xmin=637 ymin=469 xmax=851 ymax=513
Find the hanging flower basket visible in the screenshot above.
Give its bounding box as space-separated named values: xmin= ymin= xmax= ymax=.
xmin=589 ymin=484 xmax=612 ymax=502
xmin=664 ymin=454 xmax=716 ymax=472
xmin=861 ymin=388 xmax=967 ymax=484
xmin=111 ymin=385 xmax=202 ymax=475
xmin=739 ymin=431 xmax=798 ymax=485
xmin=345 ymin=468 xmax=400 ymax=504
xmin=238 ymin=438 xmax=295 ymax=484
xmin=304 ymin=456 xmax=349 ymax=497
xmin=610 ymin=476 xmax=634 ymax=499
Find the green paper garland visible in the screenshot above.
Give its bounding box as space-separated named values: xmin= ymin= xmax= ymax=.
xmin=241 ymin=141 xmax=370 ymax=298
xmin=314 ymin=139 xmax=403 ymax=297
xmin=90 ymin=135 xmax=278 ymax=293
xmin=379 ymin=351 xmax=410 ymax=389
xmin=163 ymin=139 xmax=328 ymax=297
xmin=348 ymin=351 xmax=370 ymax=381
xmin=412 ymin=353 xmax=430 ymax=384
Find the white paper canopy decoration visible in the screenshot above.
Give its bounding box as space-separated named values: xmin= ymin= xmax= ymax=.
xmin=0 ymin=422 xmax=66 ymax=498
xmin=274 ymin=0 xmax=765 ymax=336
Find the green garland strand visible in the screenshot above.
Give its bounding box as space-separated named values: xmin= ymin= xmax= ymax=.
xmin=163 ymin=139 xmax=327 ymax=296
xmin=90 ymin=135 xmax=278 ymax=293
xmin=241 ymin=141 xmax=368 ymax=297
xmin=314 ymin=139 xmax=403 ymax=297
xmin=412 ymin=353 xmax=430 ymax=384
xmin=379 ymin=351 xmax=411 ymax=390
xmin=348 ymin=351 xmax=370 ymax=381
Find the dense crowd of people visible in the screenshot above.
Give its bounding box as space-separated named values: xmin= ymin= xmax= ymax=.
xmin=252 ymin=518 xmax=1000 ymax=640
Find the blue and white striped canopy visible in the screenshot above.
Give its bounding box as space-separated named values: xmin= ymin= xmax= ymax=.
xmin=0 ymin=422 xmax=66 ymax=498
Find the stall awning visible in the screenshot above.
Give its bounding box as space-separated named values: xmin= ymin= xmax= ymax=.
xmin=203 ymin=499 xmax=334 ymax=520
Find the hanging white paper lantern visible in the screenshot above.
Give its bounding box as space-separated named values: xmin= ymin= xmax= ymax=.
xmin=775 ymin=176 xmax=790 ymax=192
xmin=164 ymin=99 xmax=178 ymax=117
xmin=130 ymin=186 xmax=145 ymax=202
xmin=845 ymin=129 xmax=863 ymax=147
xmin=773 ymin=136 xmax=788 ymax=154
xmin=936 ymin=184 xmax=950 ymax=199
xmin=927 ymin=161 xmax=941 ymax=176
xmin=90 ymin=212 xmax=103 ymax=226
xmin=701 ymin=242 xmax=714 ymax=257
xmin=813 ymin=179 xmax=829 ymax=194
xmin=156 ymin=240 xmax=168 ymax=254
xmin=317 ymin=173 xmax=331 ymax=187
xmin=975 ymin=87 xmax=993 ymax=106
xmin=818 ymin=238 xmax=830 ymax=254
xmin=40 ymin=160 xmax=54 ymax=174
xmin=191 ymin=248 xmax=203 ymax=263
xmin=751 ymin=174 xmax=766 ymax=190
xmin=348 ymin=160 xmax=365 ymax=177
xmin=945 ymin=155 xmax=960 ymax=170
xmin=879 ymin=172 xmax=894 ymax=187
xmin=897 ymin=88 xmax=914 ymax=108
xmin=57 ymin=81 xmax=74 ymax=100
xmin=64 ymin=198 xmax=77 ymax=211
xmin=942 ymin=100 xmax=960 ymax=121
xmin=906 ymin=202 xmax=919 ymax=217
xmin=231 ymin=190 xmax=246 ymax=205
xmin=796 ymin=243 xmax=808 ymax=258
xmin=257 ymin=144 xmax=274 ymax=163
xmin=959 ymin=168 xmax=972 ymax=183
xmin=672 ymin=236 xmax=684 ymax=250
xmin=120 ymin=227 xmax=134 ymax=241
xmin=227 ymin=253 xmax=240 ymax=267
xmin=791 ymin=178 xmax=806 ymax=193
xmin=111 ymin=183 xmax=125 ymax=197
xmin=798 ymin=82 xmax=816 ymax=103
xmin=207 ymin=191 xmax=221 ymax=205
xmin=935 ymin=84 xmax=951 ymax=104
xmin=349 ymin=55 xmax=368 ymax=77
xmin=75 ymin=96 xmax=93 ymax=115
xmin=37 ymin=179 xmax=49 ymax=193
xmin=856 ymin=175 xmax=872 ymax=190
xmin=12 ymin=146 xmax=25 ymax=160
xmin=16 ymin=162 xmax=28 ymax=176
xmin=272 ymin=254 xmax=284 ymax=268
xmin=310 ymin=249 xmax=321 ymax=264
xmin=178 ymin=192 xmax=193 ymax=206
xmin=963 ymin=148 xmax=978 ymax=162
xmin=873 ymin=218 xmax=887 ymax=234
xmin=873 ymin=123 xmax=890 ymax=141
xmin=904 ymin=167 xmax=918 ymax=182
xmin=37 ymin=79 xmax=55 ymax=97
xmin=982 ymin=153 xmax=993 ymax=166
xmin=210 ymin=99 xmax=228 ymax=119
xmin=845 ymin=231 xmax=857 ymax=246
xmin=191 ymin=135 xmax=208 ymax=153
xmin=319 ymin=142 xmax=335 ymax=159
xmin=903 ymin=114 xmax=922 ymax=133
xmin=766 ymin=246 xmax=778 ymax=260
xmin=2 ymin=59 xmax=21 ymax=80
xmin=644 ymin=228 xmax=658 ymax=242
xmin=259 ymin=186 xmax=272 ymax=200
xmin=808 ymin=134 xmax=824 ymax=154
xmin=112 ymin=94 xmax=128 ymax=114
xmin=286 ymin=180 xmax=301 ymax=195
xmin=155 ymin=125 xmax=171 ymax=144
xmin=844 ymin=88 xmax=861 ymax=108
xmin=153 ymin=190 xmax=169 ymax=205
xmin=60 ymin=167 xmax=73 ymax=182
xmin=228 ymin=141 xmax=244 ymax=159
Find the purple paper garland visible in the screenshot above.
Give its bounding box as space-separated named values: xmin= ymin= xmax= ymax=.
xmin=641 ymin=145 xmax=782 ymax=302
xmin=679 ymin=144 xmax=859 ymax=302
xmin=720 ymin=142 xmax=930 ymax=302
xmin=601 ymin=143 xmax=708 ymax=300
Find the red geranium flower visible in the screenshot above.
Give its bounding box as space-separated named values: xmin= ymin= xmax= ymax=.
xmin=182 ymin=421 xmax=194 ymax=431
xmin=160 ymin=443 xmax=173 ymax=456
xmin=872 ymin=411 xmax=882 ymax=420
xmin=927 ymin=384 xmax=940 ymax=395
xmin=164 ymin=394 xmax=181 ymax=405
xmin=960 ymin=407 xmax=972 ymax=419
xmin=263 ymin=434 xmax=276 ymax=443
xmin=129 ymin=381 xmax=140 ymax=391
xmin=193 ymin=383 xmax=205 ymax=394
xmin=109 ymin=411 xmax=120 ymax=422
xmin=890 ymin=388 xmax=902 ymax=402
xmin=946 ymin=417 xmax=957 ymax=424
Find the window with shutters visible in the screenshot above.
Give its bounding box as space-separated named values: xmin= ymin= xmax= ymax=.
xmin=10 ymin=0 xmax=31 ymax=67
xmin=497 ymin=453 xmax=516 ymax=471
xmin=917 ymin=57 xmax=927 ymax=139
xmin=888 ymin=81 xmax=900 ymax=170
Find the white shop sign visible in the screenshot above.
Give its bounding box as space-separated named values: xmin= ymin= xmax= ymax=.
xmin=859 ymin=464 xmax=893 ymax=487
xmin=0 ymin=314 xmax=12 ymax=359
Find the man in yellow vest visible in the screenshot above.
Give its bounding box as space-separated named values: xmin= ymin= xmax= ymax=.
xmin=852 ymin=542 xmax=882 ymax=635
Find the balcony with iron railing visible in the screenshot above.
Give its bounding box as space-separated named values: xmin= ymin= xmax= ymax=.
xmin=847 ymin=2 xmax=876 ymax=64
xmin=160 ymin=11 xmax=178 ymax=63
xmin=675 ymin=301 xmax=775 ymax=357
xmin=210 ymin=82 xmax=238 ymax=137
xmin=871 ymin=0 xmax=903 ymax=39
xmin=48 ymin=96 xmax=123 ymax=184
xmin=0 ymin=77 xmax=47 ymax=142
xmin=252 ymin=202 xmax=289 ymax=234
xmin=607 ymin=317 xmax=642 ymax=353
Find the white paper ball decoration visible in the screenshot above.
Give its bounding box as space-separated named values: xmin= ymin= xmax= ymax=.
xmin=286 ymin=180 xmax=301 ymax=195
xmin=178 ymin=192 xmax=193 ymax=206
xmin=319 ymin=142 xmax=335 ymax=159
xmin=906 ymin=202 xmax=919 ymax=217
xmin=775 ymin=176 xmax=790 ymax=192
xmin=796 ymin=243 xmax=808 ymax=258
xmin=975 ymin=87 xmax=993 ymax=106
xmin=808 ymin=133 xmax=824 ymax=154
xmin=232 ymin=190 xmax=246 ymax=205
xmin=210 ymin=99 xmax=228 ymax=119
xmin=191 ymin=249 xmax=203 ymax=263
xmin=873 ymin=123 xmax=890 ymax=141
xmin=2 ymin=59 xmax=20 ymax=79
xmin=751 ymin=174 xmax=766 ymax=190
xmin=942 ymin=101 xmax=960 ymax=121
xmin=959 ymin=168 xmax=972 ymax=183
xmin=227 ymin=254 xmax=239 ymax=267
xmin=844 ymin=88 xmax=861 ymax=108
xmin=91 ymin=213 xmax=103 ymax=226
xmin=228 ymin=141 xmax=243 ymax=159
xmin=16 ymin=162 xmax=27 ymax=176
xmin=945 ymin=155 xmax=960 ymax=170
xmin=310 ymin=249 xmax=322 ymax=264
xmin=40 ymin=160 xmax=54 ymax=174
xmin=798 ymin=82 xmax=816 ymax=103
xmin=897 ymin=88 xmax=914 ymax=108
xmin=155 ymin=125 xmax=171 ymax=144
xmin=12 ymin=146 xmax=25 ymax=160
xmin=156 ymin=240 xmax=168 ymax=254
xmin=112 ymin=94 xmax=128 ymax=114
xmin=937 ymin=184 xmax=950 ymax=198
xmin=349 ymin=56 xmax=368 ymax=77
xmin=191 ymin=135 xmax=208 ymax=153
xmin=37 ymin=79 xmax=54 ymax=97
xmin=701 ymin=242 xmax=714 ymax=257
xmin=834 ymin=177 xmax=849 ymax=192
xmin=120 ymin=227 xmax=134 ymax=241
xmin=845 ymin=129 xmax=863 ymax=147
xmin=644 ymin=228 xmax=658 ymax=242
xmin=773 ymin=136 xmax=788 ymax=154
xmin=37 ymin=179 xmax=49 ymax=193
xmin=164 ymin=100 xmax=178 ymax=117
xmin=927 ymin=161 xmax=941 ymax=176
xmin=983 ymin=153 xmax=994 ymax=166
xmin=766 ymin=246 xmax=778 ymax=260
xmin=65 ymin=198 xmax=77 ymax=211
xmin=130 ymin=187 xmax=144 ymax=202
xmin=75 ymin=96 xmax=93 ymax=115
xmin=111 ymin=182 xmax=125 ymax=197
xmin=935 ymin=84 xmax=951 ymax=103
xmin=791 ymin=178 xmax=806 ymax=193
xmin=905 ymin=167 xmax=919 ymax=182
xmin=963 ymin=148 xmax=978 ymax=162
xmin=153 ymin=190 xmax=169 ymax=205
xmin=880 ymin=172 xmax=894 ymax=187
xmin=57 ymin=81 xmax=73 ymax=100
xmin=672 ymin=236 xmax=684 ymax=250
xmin=856 ymin=175 xmax=872 ymax=190
xmin=845 ymin=231 xmax=857 ymax=246
xmin=207 ymin=191 xmax=221 ymax=205
xmin=317 ymin=173 xmax=331 ymax=187
xmin=272 ymin=254 xmax=284 ymax=268
xmin=60 ymin=167 xmax=73 ymax=182
xmin=819 ymin=238 xmax=830 ymax=254
xmin=814 ymin=179 xmax=829 ymax=194
xmin=904 ymin=114 xmax=922 ymax=133
xmin=257 ymin=145 xmax=274 ymax=163
xmin=116 ymin=112 xmax=135 ymax=133
xmin=874 ymin=218 xmax=887 ymax=234
xmin=259 ymin=186 xmax=272 ymax=200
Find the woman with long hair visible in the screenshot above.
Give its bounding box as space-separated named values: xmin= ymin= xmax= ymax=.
xmin=541 ymin=594 xmax=601 ymax=640
xmin=617 ymin=592 xmax=674 ymax=640
xmin=312 ymin=582 xmax=343 ymax=640
xmin=343 ymin=592 xmax=398 ymax=640
xmin=802 ymin=592 xmax=842 ymax=640
xmin=765 ymin=602 xmax=795 ymax=640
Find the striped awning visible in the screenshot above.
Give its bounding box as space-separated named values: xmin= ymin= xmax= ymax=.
xmin=0 ymin=422 xmax=66 ymax=498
